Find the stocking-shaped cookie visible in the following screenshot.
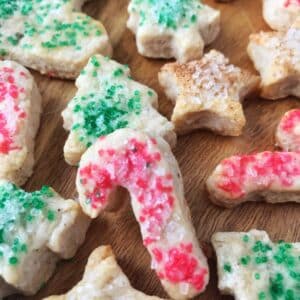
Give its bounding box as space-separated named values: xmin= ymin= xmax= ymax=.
xmin=76 ymin=129 xmax=209 ymax=300
xmin=276 ymin=109 xmax=300 ymax=152
xmin=207 ymin=151 xmax=300 ymax=207
xmin=0 ymin=60 xmax=41 ymax=185
xmin=0 ymin=180 xmax=90 ymax=298
xmin=0 ymin=0 xmax=112 ymax=79
xmin=248 ymin=18 xmax=300 ymax=99
xmin=159 ymin=50 xmax=259 ymax=136
xmin=62 ymin=55 xmax=176 ymax=166
xmin=127 ymin=0 xmax=220 ymax=62
xmin=212 ymin=230 xmax=300 ymax=300
xmin=263 ymin=0 xmax=300 ymax=31
xmin=44 ymin=246 xmax=165 ymax=300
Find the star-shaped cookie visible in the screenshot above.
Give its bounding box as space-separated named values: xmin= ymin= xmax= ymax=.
xmin=263 ymin=0 xmax=300 ymax=31
xmin=212 ymin=230 xmax=300 ymax=300
xmin=127 ymin=0 xmax=220 ymax=62
xmin=159 ymin=50 xmax=259 ymax=136
xmin=44 ymin=246 xmax=165 ymax=300
xmin=76 ymin=129 xmax=209 ymax=300
xmin=0 ymin=60 xmax=41 ymax=186
xmin=248 ymin=18 xmax=300 ymax=100
xmin=62 ymin=55 xmax=176 ymax=166
xmin=0 ymin=180 xmax=89 ymax=298
xmin=0 ymin=0 xmax=112 ymax=79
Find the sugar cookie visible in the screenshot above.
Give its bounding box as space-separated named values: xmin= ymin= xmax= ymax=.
xmin=76 ymin=129 xmax=209 ymax=300
xmin=0 ymin=0 xmax=112 ymax=79
xmin=0 ymin=60 xmax=41 ymax=185
xmin=159 ymin=50 xmax=259 ymax=136
xmin=0 ymin=180 xmax=89 ymax=298
xmin=62 ymin=55 xmax=176 ymax=166
xmin=127 ymin=0 xmax=220 ymax=62
xmin=212 ymin=230 xmax=300 ymax=300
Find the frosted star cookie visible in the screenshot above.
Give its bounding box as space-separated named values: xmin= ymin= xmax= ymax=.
xmin=62 ymin=55 xmax=176 ymax=166
xmin=76 ymin=129 xmax=209 ymax=300
xmin=248 ymin=19 xmax=300 ymax=100
xmin=0 ymin=180 xmax=90 ymax=298
xmin=127 ymin=0 xmax=220 ymax=62
xmin=207 ymin=151 xmax=300 ymax=207
xmin=276 ymin=109 xmax=300 ymax=151
xmin=0 ymin=60 xmax=41 ymax=186
xmin=0 ymin=0 xmax=112 ymax=79
xmin=44 ymin=246 xmax=165 ymax=300
xmin=159 ymin=50 xmax=259 ymax=136
xmin=263 ymin=0 xmax=300 ymax=31
xmin=212 ymin=230 xmax=300 ymax=300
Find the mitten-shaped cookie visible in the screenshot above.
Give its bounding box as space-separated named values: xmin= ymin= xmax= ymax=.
xmin=62 ymin=55 xmax=175 ymax=166
xmin=76 ymin=129 xmax=209 ymax=300
xmin=0 ymin=60 xmax=41 ymax=185
xmin=127 ymin=0 xmax=220 ymax=62
xmin=248 ymin=18 xmax=300 ymax=99
xmin=0 ymin=180 xmax=90 ymax=298
xmin=207 ymin=151 xmax=300 ymax=207
xmin=0 ymin=0 xmax=112 ymax=79
xmin=212 ymin=230 xmax=300 ymax=300
xmin=263 ymin=0 xmax=300 ymax=31
xmin=159 ymin=50 xmax=259 ymax=136
xmin=44 ymin=246 xmax=165 ymax=300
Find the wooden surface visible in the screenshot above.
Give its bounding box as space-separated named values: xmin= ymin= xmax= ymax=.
xmin=9 ymin=0 xmax=300 ymax=299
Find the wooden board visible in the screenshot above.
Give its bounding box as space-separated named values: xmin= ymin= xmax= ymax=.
xmin=9 ymin=0 xmax=300 ymax=299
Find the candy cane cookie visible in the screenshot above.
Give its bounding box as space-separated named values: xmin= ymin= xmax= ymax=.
xmin=0 ymin=180 xmax=90 ymax=298
xmin=207 ymin=151 xmax=300 ymax=207
xmin=0 ymin=60 xmax=41 ymax=186
xmin=127 ymin=0 xmax=220 ymax=62
xmin=276 ymin=109 xmax=300 ymax=152
xmin=159 ymin=50 xmax=259 ymax=136
xmin=212 ymin=230 xmax=300 ymax=300
xmin=62 ymin=55 xmax=176 ymax=166
xmin=247 ymin=18 xmax=300 ymax=99
xmin=76 ymin=129 xmax=209 ymax=300
xmin=44 ymin=246 xmax=165 ymax=300
xmin=263 ymin=0 xmax=300 ymax=31
xmin=0 ymin=0 xmax=112 ymax=79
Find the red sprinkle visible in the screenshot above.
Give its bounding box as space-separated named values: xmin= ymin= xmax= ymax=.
xmin=216 ymin=151 xmax=300 ymax=198
xmin=280 ymin=109 xmax=300 ymax=133
xmin=284 ymin=0 xmax=300 ymax=7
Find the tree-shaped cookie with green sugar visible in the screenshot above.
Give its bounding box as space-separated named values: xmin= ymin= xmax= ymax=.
xmin=127 ymin=0 xmax=220 ymax=62
xmin=0 ymin=180 xmax=89 ymax=298
xmin=212 ymin=230 xmax=300 ymax=300
xmin=0 ymin=0 xmax=112 ymax=79
xmin=62 ymin=55 xmax=176 ymax=166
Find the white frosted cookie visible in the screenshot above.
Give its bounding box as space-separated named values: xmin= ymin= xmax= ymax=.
xmin=76 ymin=129 xmax=209 ymax=300
xmin=0 ymin=0 xmax=112 ymax=79
xmin=0 ymin=180 xmax=90 ymax=298
xmin=212 ymin=230 xmax=300 ymax=300
xmin=276 ymin=109 xmax=300 ymax=152
xmin=127 ymin=0 xmax=220 ymax=62
xmin=44 ymin=246 xmax=165 ymax=300
xmin=0 ymin=60 xmax=41 ymax=186
xmin=248 ymin=18 xmax=300 ymax=100
xmin=159 ymin=50 xmax=259 ymax=136
xmin=263 ymin=0 xmax=300 ymax=31
xmin=207 ymin=151 xmax=300 ymax=207
xmin=62 ymin=55 xmax=176 ymax=166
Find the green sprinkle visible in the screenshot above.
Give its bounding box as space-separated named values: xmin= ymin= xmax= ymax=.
xmin=255 ymin=273 xmax=261 ymax=280
xmin=223 ymin=263 xmax=232 ymax=273
xmin=258 ymin=292 xmax=266 ymax=300
xmin=47 ymin=210 xmax=56 ymax=221
xmin=91 ymin=56 xmax=100 ymax=67
xmin=9 ymin=256 xmax=18 ymax=265
xmin=243 ymin=235 xmax=249 ymax=243
xmin=113 ymin=68 xmax=124 ymax=77
xmin=240 ymin=255 xmax=251 ymax=266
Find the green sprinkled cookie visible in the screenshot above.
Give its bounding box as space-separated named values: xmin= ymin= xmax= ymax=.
xmin=212 ymin=230 xmax=300 ymax=300
xmin=62 ymin=55 xmax=176 ymax=166
xmin=127 ymin=0 xmax=220 ymax=62
xmin=0 ymin=180 xmax=89 ymax=298
xmin=0 ymin=0 xmax=112 ymax=79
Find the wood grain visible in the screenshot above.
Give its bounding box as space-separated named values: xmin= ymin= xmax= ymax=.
xmin=8 ymin=0 xmax=300 ymax=299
